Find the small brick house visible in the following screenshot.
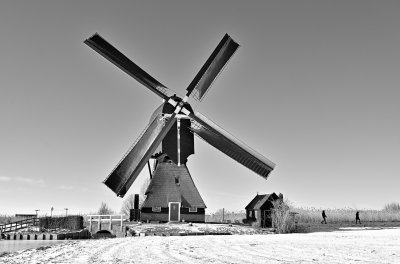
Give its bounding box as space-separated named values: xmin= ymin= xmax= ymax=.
xmin=245 ymin=193 xmax=282 ymax=227
xmin=140 ymin=154 xmax=206 ymax=222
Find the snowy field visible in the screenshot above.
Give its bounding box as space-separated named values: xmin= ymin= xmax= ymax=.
xmin=1 ymin=227 xmax=399 ymax=264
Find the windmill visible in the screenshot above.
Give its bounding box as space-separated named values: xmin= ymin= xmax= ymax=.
xmin=84 ymin=33 xmax=275 ymax=222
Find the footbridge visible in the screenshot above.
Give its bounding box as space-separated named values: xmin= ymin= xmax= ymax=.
xmin=88 ymin=215 xmax=124 ymax=234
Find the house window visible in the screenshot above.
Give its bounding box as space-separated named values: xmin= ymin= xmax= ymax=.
xmin=152 ymin=206 xmax=161 ymax=212
xmin=189 ymin=207 xmax=197 ymax=213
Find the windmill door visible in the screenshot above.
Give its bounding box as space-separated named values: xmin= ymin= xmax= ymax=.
xmin=264 ymin=210 xmax=272 ymax=228
xmin=169 ymin=202 xmax=180 ymax=222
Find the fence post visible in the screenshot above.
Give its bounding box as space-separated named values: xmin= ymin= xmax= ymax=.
xmin=89 ymin=216 xmax=92 ymax=233
xmin=109 ymin=215 xmax=112 ymax=231
xmin=120 ymin=215 xmax=123 ymax=232
xmin=98 ymin=215 xmax=101 ymax=230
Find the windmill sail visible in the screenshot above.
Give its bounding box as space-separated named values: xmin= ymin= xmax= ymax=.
xmin=104 ymin=109 xmax=177 ymax=197
xmin=189 ymin=112 xmax=275 ymax=179
xmin=186 ymin=34 xmax=239 ymax=101
xmin=85 ymin=32 xmax=276 ymax=203
xmin=84 ymin=33 xmax=171 ymax=100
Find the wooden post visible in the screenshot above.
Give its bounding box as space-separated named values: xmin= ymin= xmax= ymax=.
xmin=89 ymin=216 xmax=92 ymax=233
xmin=109 ymin=215 xmax=112 ymax=231
xmin=120 ymin=215 xmax=123 ymax=232
xmin=98 ymin=215 xmax=101 ymax=230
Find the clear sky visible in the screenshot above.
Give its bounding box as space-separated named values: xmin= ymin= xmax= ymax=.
xmin=1 ymin=0 xmax=399 ymax=216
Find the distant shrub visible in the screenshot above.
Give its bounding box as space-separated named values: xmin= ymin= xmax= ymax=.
xmin=98 ymin=202 xmax=114 ymax=215
xmin=120 ymin=194 xmax=136 ymax=219
xmin=39 ymin=216 xmax=83 ymax=230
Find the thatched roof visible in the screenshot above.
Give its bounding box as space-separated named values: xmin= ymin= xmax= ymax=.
xmin=245 ymin=193 xmax=280 ymax=210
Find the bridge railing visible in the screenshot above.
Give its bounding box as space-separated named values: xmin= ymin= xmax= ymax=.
xmin=87 ymin=215 xmax=124 ymax=233
xmin=0 ymin=218 xmax=39 ymax=234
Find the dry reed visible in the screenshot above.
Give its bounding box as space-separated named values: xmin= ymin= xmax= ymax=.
xmin=271 ymin=199 xmax=296 ymax=233
xmin=205 ymin=209 xmax=246 ymax=223
xmin=293 ymin=206 xmax=400 ymax=223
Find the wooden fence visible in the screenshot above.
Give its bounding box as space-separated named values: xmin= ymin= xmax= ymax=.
xmin=0 ymin=217 xmax=39 ymax=233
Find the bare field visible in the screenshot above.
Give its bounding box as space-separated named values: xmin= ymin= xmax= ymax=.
xmin=1 ymin=226 xmax=399 ymax=264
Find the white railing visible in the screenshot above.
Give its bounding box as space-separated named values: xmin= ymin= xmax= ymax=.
xmin=87 ymin=215 xmax=124 ymax=232
xmin=0 ymin=218 xmax=39 ymax=233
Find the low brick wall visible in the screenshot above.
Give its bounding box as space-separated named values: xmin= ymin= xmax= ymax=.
xmin=2 ymin=229 xmax=90 ymax=240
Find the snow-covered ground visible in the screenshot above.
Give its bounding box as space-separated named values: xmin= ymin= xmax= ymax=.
xmin=126 ymin=222 xmax=271 ymax=235
xmin=1 ymin=227 xmax=399 ymax=263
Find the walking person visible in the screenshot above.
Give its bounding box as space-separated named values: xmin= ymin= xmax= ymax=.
xmin=356 ymin=211 xmax=361 ymax=224
xmin=321 ymin=210 xmax=327 ymax=224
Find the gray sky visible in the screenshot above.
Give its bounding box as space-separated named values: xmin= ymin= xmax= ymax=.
xmin=1 ymin=0 xmax=399 ymax=215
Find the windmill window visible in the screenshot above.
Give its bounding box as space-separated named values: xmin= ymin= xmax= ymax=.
xmin=189 ymin=207 xmax=197 ymax=213
xmin=175 ymin=177 xmax=180 ymax=184
xmin=152 ymin=206 xmax=161 ymax=212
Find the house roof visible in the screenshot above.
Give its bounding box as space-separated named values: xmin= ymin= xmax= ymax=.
xmin=245 ymin=193 xmax=279 ymax=210
xmin=142 ymin=156 xmax=206 ymax=208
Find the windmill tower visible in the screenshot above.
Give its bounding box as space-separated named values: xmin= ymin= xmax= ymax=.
xmin=84 ymin=33 xmax=276 ymax=222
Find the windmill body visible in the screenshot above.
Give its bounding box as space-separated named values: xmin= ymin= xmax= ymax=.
xmin=85 ymin=33 xmax=276 ymax=222
xmin=143 ymin=98 xmax=205 ymax=222
xmin=141 ymin=154 xmax=206 ymax=222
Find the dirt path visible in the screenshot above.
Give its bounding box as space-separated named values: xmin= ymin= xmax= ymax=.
xmin=1 ymin=228 xmax=399 ymax=263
